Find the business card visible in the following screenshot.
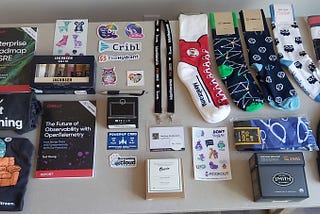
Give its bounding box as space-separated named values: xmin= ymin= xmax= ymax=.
xmin=149 ymin=126 xmax=185 ymax=151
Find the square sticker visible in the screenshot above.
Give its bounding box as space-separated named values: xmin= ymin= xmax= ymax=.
xmin=127 ymin=70 xmax=144 ymax=86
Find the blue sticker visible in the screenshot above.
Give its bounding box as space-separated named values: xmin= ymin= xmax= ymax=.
xmin=125 ymin=23 xmax=144 ymax=39
xmin=107 ymin=132 xmax=138 ymax=150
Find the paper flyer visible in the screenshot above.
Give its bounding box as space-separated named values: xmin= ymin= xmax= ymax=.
xmin=192 ymin=127 xmax=232 ymax=181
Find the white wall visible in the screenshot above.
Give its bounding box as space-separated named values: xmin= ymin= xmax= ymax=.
xmin=0 ymin=0 xmax=318 ymax=23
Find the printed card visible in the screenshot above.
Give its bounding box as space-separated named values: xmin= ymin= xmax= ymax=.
xmin=107 ymin=132 xmax=138 ymax=150
xmin=53 ymin=19 xmax=88 ymax=56
xmin=149 ymin=126 xmax=185 ymax=151
xmin=214 ymin=12 xmax=235 ymax=35
xmin=147 ymin=158 xmax=183 ymax=193
xmin=243 ymin=9 xmax=264 ymax=32
xmin=192 ymin=127 xmax=232 ymax=181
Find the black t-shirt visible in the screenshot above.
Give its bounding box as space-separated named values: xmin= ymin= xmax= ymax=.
xmin=0 ymin=137 xmax=34 ymax=211
xmin=0 ymin=92 xmax=42 ymax=134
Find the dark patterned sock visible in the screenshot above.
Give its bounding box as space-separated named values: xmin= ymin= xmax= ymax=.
xmin=210 ymin=12 xmax=264 ymax=112
xmin=239 ymin=9 xmax=300 ymax=110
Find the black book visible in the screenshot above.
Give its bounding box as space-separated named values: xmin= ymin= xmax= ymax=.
xmin=35 ymin=100 xmax=96 ymax=178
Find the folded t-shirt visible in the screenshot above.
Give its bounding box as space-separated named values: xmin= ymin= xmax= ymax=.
xmin=0 ymin=137 xmax=34 ymax=211
xmin=0 ymin=92 xmax=42 ymax=134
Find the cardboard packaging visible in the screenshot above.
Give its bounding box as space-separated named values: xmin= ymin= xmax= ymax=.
xmin=249 ymin=152 xmax=309 ymax=202
xmin=146 ymin=158 xmax=184 ymax=200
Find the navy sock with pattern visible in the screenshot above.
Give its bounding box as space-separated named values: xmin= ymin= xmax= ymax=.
xmin=210 ymin=12 xmax=264 ymax=112
xmin=239 ymin=9 xmax=300 ymax=110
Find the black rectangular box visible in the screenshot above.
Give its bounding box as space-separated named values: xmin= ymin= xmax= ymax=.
xmin=249 ymin=152 xmax=309 ymax=202
xmin=107 ymin=96 xmax=138 ymax=129
xmin=31 ymin=55 xmax=95 ymax=94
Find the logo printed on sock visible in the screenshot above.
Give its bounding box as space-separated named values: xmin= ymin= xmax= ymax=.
xmin=193 ymin=81 xmax=207 ymax=107
xmin=187 ymin=48 xmax=199 ymax=57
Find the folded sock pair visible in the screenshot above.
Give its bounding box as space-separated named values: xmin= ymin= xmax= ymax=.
xmin=239 ymin=9 xmax=300 ymax=110
xmin=270 ymin=3 xmax=320 ymax=102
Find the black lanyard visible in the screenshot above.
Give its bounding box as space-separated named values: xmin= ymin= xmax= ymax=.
xmin=154 ymin=19 xmax=174 ymax=123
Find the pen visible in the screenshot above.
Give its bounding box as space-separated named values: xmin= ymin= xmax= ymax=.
xmin=101 ymin=90 xmax=145 ymax=96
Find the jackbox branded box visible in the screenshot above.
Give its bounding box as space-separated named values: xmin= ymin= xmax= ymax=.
xmin=249 ymin=152 xmax=309 ymax=202
xmin=31 ymin=55 xmax=95 ymax=94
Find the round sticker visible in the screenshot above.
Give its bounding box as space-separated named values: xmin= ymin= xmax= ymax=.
xmin=187 ymin=48 xmax=199 ymax=57
xmin=125 ymin=23 xmax=144 ymax=39
xmin=97 ymin=23 xmax=119 ymax=40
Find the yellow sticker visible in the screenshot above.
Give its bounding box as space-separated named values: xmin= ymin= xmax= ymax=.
xmin=234 ymin=127 xmax=261 ymax=145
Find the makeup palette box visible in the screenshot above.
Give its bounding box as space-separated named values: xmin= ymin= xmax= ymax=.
xmin=146 ymin=158 xmax=184 ymax=200
xmin=30 ymin=55 xmax=95 ymax=94
xmin=249 ymin=152 xmax=309 ymax=202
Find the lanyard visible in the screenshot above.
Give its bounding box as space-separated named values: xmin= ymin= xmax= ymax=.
xmin=154 ymin=19 xmax=175 ymax=123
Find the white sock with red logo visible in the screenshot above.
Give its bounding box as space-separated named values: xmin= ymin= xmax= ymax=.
xmin=178 ymin=14 xmax=230 ymax=123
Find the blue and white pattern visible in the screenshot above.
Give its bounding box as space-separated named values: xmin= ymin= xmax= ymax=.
xmin=248 ymin=117 xmax=318 ymax=151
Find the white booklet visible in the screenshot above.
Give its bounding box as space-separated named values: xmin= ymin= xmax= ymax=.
xmin=53 ymin=19 xmax=88 ymax=55
xmin=192 ymin=127 xmax=232 ymax=181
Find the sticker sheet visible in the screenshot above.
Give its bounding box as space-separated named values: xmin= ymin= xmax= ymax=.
xmin=53 ymin=19 xmax=88 ymax=56
xmin=192 ymin=127 xmax=232 ymax=181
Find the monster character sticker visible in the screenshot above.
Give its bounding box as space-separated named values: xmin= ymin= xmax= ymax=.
xmin=102 ymin=67 xmax=117 ymax=86
xmin=97 ymin=23 xmax=119 ymax=40
xmin=53 ymin=19 xmax=88 ymax=56
xmin=125 ymin=23 xmax=144 ymax=39
xmin=127 ymin=70 xmax=144 ymax=86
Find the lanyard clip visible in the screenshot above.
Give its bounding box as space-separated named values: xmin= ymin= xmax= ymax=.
xmin=155 ymin=114 xmax=161 ymax=124
xmin=168 ymin=113 xmax=173 ymax=123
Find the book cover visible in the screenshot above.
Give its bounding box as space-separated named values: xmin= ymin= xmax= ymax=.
xmin=35 ymin=100 xmax=96 ymax=178
xmin=0 ymin=27 xmax=37 ymax=92
xmin=53 ymin=19 xmax=88 ymax=56
xmin=192 ymin=127 xmax=232 ymax=181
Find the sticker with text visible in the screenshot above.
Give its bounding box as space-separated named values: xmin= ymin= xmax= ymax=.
xmin=109 ymin=153 xmax=137 ymax=168
xmin=98 ymin=41 xmax=142 ymax=53
xmin=98 ymin=54 xmax=140 ymax=62
xmin=107 ymin=132 xmax=138 ymax=150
